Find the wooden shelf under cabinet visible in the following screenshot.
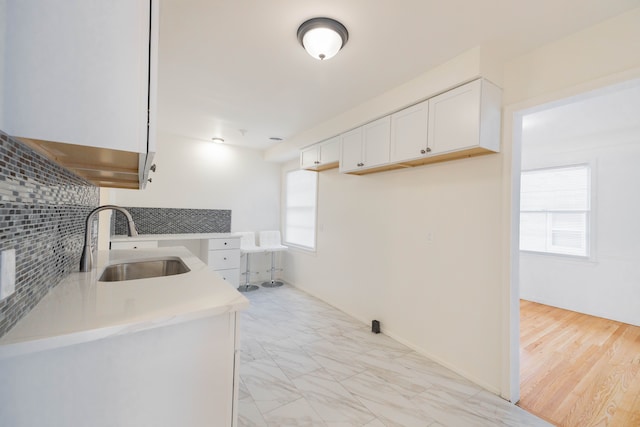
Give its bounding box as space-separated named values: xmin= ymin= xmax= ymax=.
xmin=344 ymin=146 xmax=495 ymax=175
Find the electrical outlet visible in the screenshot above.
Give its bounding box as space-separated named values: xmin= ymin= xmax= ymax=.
xmin=0 ymin=249 xmax=16 ymax=300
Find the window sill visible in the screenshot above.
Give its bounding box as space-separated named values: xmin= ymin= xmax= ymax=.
xmin=520 ymin=250 xmax=595 ymax=263
xmin=284 ymin=243 xmax=317 ymax=255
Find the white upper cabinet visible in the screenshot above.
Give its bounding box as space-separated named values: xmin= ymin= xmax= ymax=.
xmin=304 ymin=78 xmax=501 ymax=175
xmin=2 ymin=0 xmax=158 ymax=189
xmin=427 ymin=79 xmax=501 ymax=156
xmin=390 ymin=100 xmax=429 ymax=163
xmin=339 ymin=127 xmax=364 ymax=173
xmin=340 ymin=116 xmax=391 ymax=173
xmin=363 ymin=116 xmax=391 ymax=169
xmin=300 ymin=147 xmax=320 ymax=169
xmin=319 ymin=137 xmax=340 ymax=166
xmin=300 ymin=136 xmax=340 ymax=171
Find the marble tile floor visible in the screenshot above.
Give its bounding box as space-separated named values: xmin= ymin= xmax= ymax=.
xmin=238 ymin=284 xmax=551 ymax=427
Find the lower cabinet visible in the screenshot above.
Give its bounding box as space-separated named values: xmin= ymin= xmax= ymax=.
xmin=201 ymin=236 xmax=241 ymax=287
xmin=216 ymin=269 xmax=240 ymax=287
xmin=0 ymin=313 xmax=240 ymax=427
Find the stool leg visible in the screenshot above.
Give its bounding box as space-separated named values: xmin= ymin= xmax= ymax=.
xmin=262 ymin=251 xmax=283 ymax=288
xmin=238 ymin=252 xmax=259 ymax=292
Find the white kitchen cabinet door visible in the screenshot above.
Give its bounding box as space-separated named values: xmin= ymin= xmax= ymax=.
xmin=300 ymin=136 xmax=340 ymax=171
xmin=208 ymin=250 xmax=241 ymax=270
xmin=300 ymin=145 xmax=320 ymax=169
xmin=201 ymin=237 xmax=241 ymax=287
xmin=340 ymin=117 xmax=391 ymax=173
xmin=4 ymin=0 xmax=153 ymax=153
xmin=3 ymin=0 xmax=158 ymax=189
xmin=427 ymin=79 xmax=501 ymax=156
xmin=362 ymin=116 xmax=391 ymax=169
xmin=214 ymin=268 xmax=241 ymax=287
xmin=390 ymin=100 xmax=429 ymax=163
xmin=207 ymin=237 xmax=241 ymax=250
xmin=339 ymin=127 xmax=364 ymax=173
xmin=318 ymin=137 xmax=340 ymax=166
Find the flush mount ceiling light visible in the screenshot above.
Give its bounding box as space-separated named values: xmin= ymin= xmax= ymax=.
xmin=297 ymin=17 xmax=348 ymax=61
xmin=211 ymin=137 xmax=225 ymax=143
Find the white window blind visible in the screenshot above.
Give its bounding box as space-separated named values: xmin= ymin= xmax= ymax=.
xmin=520 ymin=165 xmax=591 ymax=257
xmin=284 ymin=169 xmax=317 ymax=250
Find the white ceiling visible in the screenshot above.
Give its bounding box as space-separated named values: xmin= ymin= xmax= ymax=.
xmin=157 ymin=0 xmax=639 ymax=152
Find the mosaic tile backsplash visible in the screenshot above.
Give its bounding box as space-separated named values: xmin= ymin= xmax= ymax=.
xmin=0 ymin=131 xmax=99 ymax=338
xmin=112 ymin=207 xmax=231 ymax=235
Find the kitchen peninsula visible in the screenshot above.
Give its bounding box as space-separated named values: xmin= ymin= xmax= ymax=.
xmin=0 ymin=247 xmax=248 ymax=427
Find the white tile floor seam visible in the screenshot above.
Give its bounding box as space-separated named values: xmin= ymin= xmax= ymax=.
xmin=238 ymin=284 xmax=551 ymax=427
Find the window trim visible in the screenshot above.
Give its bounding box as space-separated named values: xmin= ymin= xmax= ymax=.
xmin=519 ymin=162 xmax=595 ymax=260
xmin=282 ymin=168 xmax=318 ymax=252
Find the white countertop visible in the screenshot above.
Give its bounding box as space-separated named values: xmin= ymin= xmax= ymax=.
xmin=111 ymin=233 xmax=240 ymax=242
xmin=0 ymin=246 xmax=249 ymax=360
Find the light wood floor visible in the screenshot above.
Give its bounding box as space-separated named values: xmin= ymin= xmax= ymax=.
xmin=518 ymin=300 xmax=640 ymax=427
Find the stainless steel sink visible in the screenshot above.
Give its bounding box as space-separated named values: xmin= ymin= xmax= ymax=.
xmin=98 ymin=257 xmax=191 ymax=282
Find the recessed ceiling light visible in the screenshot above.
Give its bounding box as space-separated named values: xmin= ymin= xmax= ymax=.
xmin=269 ymin=137 xmax=283 ymax=141
xmin=211 ymin=137 xmax=225 ymax=143
xmin=297 ymin=17 xmax=349 ymax=61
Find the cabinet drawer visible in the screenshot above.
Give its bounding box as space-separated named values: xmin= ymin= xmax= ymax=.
xmin=207 ymin=238 xmax=240 ymax=250
xmin=212 ymin=268 xmax=240 ymax=287
xmin=111 ymin=240 xmax=158 ymax=250
xmin=208 ymin=249 xmax=240 ymax=269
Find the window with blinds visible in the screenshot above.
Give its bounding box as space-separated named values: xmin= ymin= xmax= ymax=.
xmin=284 ymin=169 xmax=318 ymax=250
xmin=520 ymin=164 xmax=591 ymax=257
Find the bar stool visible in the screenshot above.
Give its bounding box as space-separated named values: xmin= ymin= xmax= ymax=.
xmin=237 ymin=232 xmax=261 ymax=292
xmin=258 ymin=230 xmax=288 ymax=288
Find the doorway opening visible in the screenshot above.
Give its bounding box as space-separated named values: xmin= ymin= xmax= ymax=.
xmin=512 ymin=77 xmax=640 ymax=425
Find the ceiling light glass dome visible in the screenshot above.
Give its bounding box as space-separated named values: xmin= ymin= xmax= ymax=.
xmin=297 ymin=17 xmax=349 ymax=61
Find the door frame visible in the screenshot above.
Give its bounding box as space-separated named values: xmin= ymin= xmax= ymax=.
xmin=502 ymin=68 xmax=640 ymax=403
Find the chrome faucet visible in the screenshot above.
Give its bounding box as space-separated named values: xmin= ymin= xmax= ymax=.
xmin=79 ymin=205 xmax=138 ymax=272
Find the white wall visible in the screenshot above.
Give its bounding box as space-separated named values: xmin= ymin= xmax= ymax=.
xmin=104 ymin=131 xmax=282 ymax=281
xmin=283 ymin=7 xmax=640 ymax=397
xmin=502 ymin=8 xmax=640 ymax=107
xmin=519 ymin=89 xmax=640 ymax=326
xmin=108 ymin=131 xmax=281 ymax=232
xmin=283 ymin=153 xmax=504 ymax=392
